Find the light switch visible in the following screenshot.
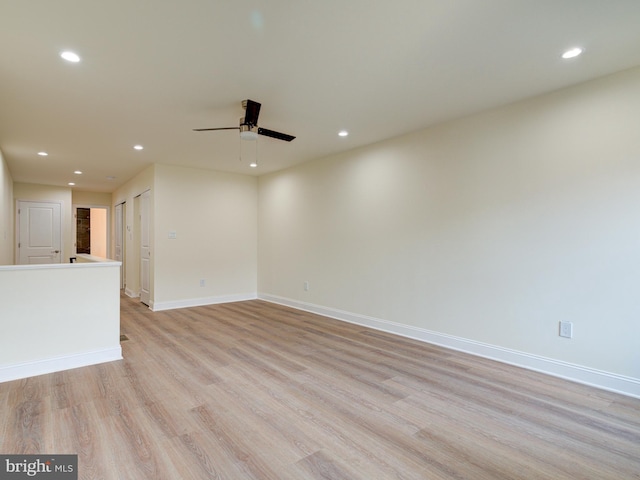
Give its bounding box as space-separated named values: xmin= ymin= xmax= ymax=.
xmin=168 ymin=231 xmax=177 ymax=239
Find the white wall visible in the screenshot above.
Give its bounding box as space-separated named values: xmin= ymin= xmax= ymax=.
xmin=0 ymin=262 xmax=122 ymax=382
xmin=258 ymin=67 xmax=640 ymax=392
xmin=0 ymin=149 xmax=13 ymax=265
xmin=73 ymin=191 xmax=112 ymax=206
xmin=112 ymin=164 xmax=257 ymax=310
xmin=152 ymin=164 xmax=257 ymax=310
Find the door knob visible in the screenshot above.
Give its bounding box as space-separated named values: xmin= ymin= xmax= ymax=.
xmin=52 ymin=250 xmax=60 ymax=253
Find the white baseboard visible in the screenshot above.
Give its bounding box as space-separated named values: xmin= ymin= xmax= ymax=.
xmin=152 ymin=292 xmax=258 ymax=312
xmin=0 ymin=346 xmax=123 ymax=384
xmin=124 ymin=288 xmax=139 ymax=298
xmin=259 ymin=293 xmax=640 ymax=399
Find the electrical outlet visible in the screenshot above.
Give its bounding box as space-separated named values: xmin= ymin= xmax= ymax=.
xmin=559 ymin=321 xmax=573 ymax=338
xmin=200 ymin=279 xmax=206 ymax=287
xmin=304 ymin=281 xmax=310 ymax=291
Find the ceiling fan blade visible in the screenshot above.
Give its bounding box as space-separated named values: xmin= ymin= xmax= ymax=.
xmin=257 ymin=127 xmax=295 ymax=142
xmin=244 ymin=100 xmax=261 ymax=127
xmin=193 ymin=127 xmax=240 ymax=131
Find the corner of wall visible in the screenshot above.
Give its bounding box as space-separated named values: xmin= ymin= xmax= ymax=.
xmin=0 ymin=149 xmax=15 ymax=265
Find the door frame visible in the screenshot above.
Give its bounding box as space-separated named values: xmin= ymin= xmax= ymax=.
xmin=115 ymin=202 xmax=126 ymax=289
xmin=72 ymin=204 xmax=111 ymax=258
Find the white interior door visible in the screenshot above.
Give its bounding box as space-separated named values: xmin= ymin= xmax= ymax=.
xmin=115 ymin=202 xmax=125 ymax=289
xmin=139 ymin=190 xmax=151 ymax=306
xmin=18 ymin=201 xmax=62 ymax=264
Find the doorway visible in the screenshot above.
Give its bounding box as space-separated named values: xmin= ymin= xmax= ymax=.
xmin=73 ymin=205 xmax=109 ymax=258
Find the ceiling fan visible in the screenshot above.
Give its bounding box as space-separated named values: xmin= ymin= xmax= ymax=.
xmin=193 ymin=99 xmax=295 ymax=142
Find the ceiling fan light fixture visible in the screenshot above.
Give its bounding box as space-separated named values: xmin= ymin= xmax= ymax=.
xmin=239 ymin=124 xmax=258 ymax=141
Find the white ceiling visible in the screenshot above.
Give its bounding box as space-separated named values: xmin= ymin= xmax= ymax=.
xmin=1 ymin=0 xmax=640 ymax=192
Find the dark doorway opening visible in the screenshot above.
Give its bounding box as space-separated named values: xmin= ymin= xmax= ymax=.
xmin=76 ymin=207 xmax=91 ymax=254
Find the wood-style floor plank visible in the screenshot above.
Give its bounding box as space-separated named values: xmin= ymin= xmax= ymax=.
xmin=1 ymin=295 xmax=639 ymax=479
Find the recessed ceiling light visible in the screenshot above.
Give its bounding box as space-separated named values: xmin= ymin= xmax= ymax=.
xmin=60 ymin=51 xmax=81 ymax=63
xmin=68 ymin=182 xmax=75 ymax=186
xmin=38 ymin=151 xmax=48 ymax=156
xmin=338 ymin=130 xmax=349 ymax=137
xmin=133 ymin=145 xmax=144 ymax=150
xmin=106 ymin=176 xmax=116 ymax=181
xmin=249 ymin=162 xmax=258 ymax=168
xmin=74 ymin=170 xmax=83 ymax=175
xmin=562 ymin=47 xmax=583 ymax=59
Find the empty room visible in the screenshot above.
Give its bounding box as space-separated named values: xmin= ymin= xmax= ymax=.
xmin=1 ymin=1 xmax=639 ymax=479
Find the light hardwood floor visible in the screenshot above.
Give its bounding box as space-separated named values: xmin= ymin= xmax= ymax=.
xmin=1 ymin=295 xmax=639 ymax=479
